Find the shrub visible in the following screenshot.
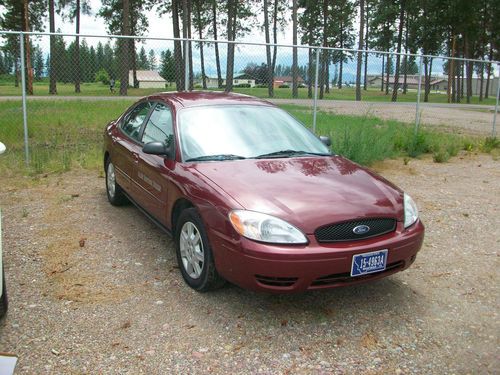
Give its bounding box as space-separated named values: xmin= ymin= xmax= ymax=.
xmin=235 ymin=83 xmax=251 ymax=88
xmin=278 ymin=84 xmax=289 ymax=88
xmin=482 ymin=137 xmax=500 ymax=153
xmin=94 ymin=68 xmax=110 ymax=85
xmin=433 ymin=149 xmax=450 ymax=163
xmin=255 ymin=84 xmax=267 ymax=88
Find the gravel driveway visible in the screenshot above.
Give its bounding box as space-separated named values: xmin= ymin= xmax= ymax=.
xmin=271 ymin=99 xmax=497 ymax=136
xmin=0 ymin=153 xmax=498 ymax=374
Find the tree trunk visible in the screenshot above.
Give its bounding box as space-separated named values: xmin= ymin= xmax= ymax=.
xmin=225 ymin=0 xmax=236 ymax=93
xmin=380 ymin=54 xmax=385 ymax=91
xmin=23 ymin=0 xmax=34 ymax=95
xmin=325 ymin=60 xmax=329 ymax=94
xmin=464 ymin=34 xmax=472 ymax=104
xmin=74 ymin=0 xmax=81 ymax=93
xmin=391 ymin=2 xmax=405 ymax=102
xmin=403 ymin=14 xmax=409 ymax=94
xmin=120 ymin=0 xmax=130 ymax=96
xmin=337 ymin=20 xmax=344 ymax=89
xmin=187 ymin=0 xmax=193 ymax=90
xmin=460 ymin=58 xmax=464 ymax=99
xmin=363 ymin=2 xmax=369 ymax=91
xmin=355 ymin=0 xmax=365 ymax=101
xmin=319 ymin=0 xmax=328 ymax=99
xmin=264 ymin=0 xmax=273 ymax=97
xmin=49 ymin=0 xmax=57 ymax=94
xmin=292 ymin=0 xmax=298 ymax=98
xmin=172 ymin=0 xmax=183 ymax=90
xmin=485 ymin=46 xmax=493 ymax=99
xmin=211 ymin=1 xmax=222 ymax=88
xmin=479 ymin=62 xmax=484 ymax=101
xmin=448 ymin=35 xmax=456 ymax=103
xmin=196 ymin=2 xmax=207 ymax=89
xmin=424 ymin=57 xmax=433 ymax=102
xmin=272 ymin=0 xmax=279 ymax=88
xmin=385 ymin=55 xmax=390 ymax=95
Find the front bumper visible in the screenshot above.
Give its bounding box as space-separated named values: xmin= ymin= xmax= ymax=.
xmin=209 ymin=220 xmax=424 ymax=293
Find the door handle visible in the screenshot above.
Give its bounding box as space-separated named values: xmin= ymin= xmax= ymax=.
xmin=133 ymin=153 xmax=139 ymax=164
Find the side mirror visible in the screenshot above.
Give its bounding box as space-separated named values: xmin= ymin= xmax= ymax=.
xmin=142 ymin=141 xmax=172 ymax=158
xmin=319 ymin=136 xmax=331 ymax=147
xmin=0 ymin=142 xmax=5 ymax=155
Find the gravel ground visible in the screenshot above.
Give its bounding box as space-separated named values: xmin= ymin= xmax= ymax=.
xmin=0 ymin=153 xmax=498 ymax=374
xmin=271 ymin=99 xmax=497 ymax=136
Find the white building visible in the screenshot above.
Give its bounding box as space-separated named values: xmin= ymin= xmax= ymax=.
xmin=128 ymin=70 xmax=166 ymax=89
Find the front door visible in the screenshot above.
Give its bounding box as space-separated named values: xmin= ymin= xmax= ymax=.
xmin=135 ymin=102 xmax=175 ymax=224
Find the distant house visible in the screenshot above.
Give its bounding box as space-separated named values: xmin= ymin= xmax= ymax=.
xmin=128 ymin=70 xmax=166 ymax=89
xmin=204 ymin=73 xmax=256 ymax=88
xmin=273 ymin=76 xmax=305 ymax=88
xmin=367 ymin=75 xmax=446 ymax=91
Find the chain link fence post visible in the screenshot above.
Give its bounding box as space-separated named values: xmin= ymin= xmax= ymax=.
xmin=312 ymin=47 xmax=320 ymax=134
xmin=19 ymin=32 xmax=30 ymax=166
xmin=184 ymin=38 xmax=189 ymax=92
xmin=414 ymin=54 xmax=424 ymax=136
xmin=493 ymin=63 xmax=500 ymax=137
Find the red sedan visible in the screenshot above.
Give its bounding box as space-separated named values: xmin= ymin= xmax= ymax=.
xmin=103 ymin=92 xmax=424 ymax=293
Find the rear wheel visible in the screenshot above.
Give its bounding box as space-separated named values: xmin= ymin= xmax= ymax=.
xmin=0 ymin=266 xmax=8 ymax=319
xmin=175 ymin=208 xmax=225 ymax=292
xmin=105 ymin=159 xmax=128 ymax=206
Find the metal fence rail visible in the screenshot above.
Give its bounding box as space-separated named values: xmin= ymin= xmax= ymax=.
xmin=0 ymin=30 xmax=499 ymax=166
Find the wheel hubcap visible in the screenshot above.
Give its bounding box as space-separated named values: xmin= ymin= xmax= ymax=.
xmin=179 ymin=221 xmax=204 ymax=279
xmin=107 ymin=163 xmax=116 ymax=198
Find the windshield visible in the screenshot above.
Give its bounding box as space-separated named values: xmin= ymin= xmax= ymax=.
xmin=178 ymin=105 xmax=330 ymax=161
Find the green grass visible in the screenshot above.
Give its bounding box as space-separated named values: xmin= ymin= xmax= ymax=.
xmin=281 ymin=104 xmax=485 ymax=166
xmin=0 ymin=81 xmax=496 ymax=106
xmin=0 ymin=100 xmax=496 ymax=176
xmin=0 ymin=99 xmax=135 ymax=176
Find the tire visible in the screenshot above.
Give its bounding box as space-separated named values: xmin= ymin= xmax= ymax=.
xmin=0 ymin=266 xmax=8 ymax=320
xmin=175 ymin=208 xmax=225 ymax=292
xmin=105 ymin=159 xmax=128 ymax=206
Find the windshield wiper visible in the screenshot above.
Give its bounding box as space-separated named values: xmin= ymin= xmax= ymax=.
xmin=255 ymin=150 xmax=330 ymax=159
xmin=185 ymin=154 xmax=247 ymax=162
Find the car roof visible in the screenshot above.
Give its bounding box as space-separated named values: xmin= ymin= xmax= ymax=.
xmin=145 ymin=91 xmax=276 ymax=110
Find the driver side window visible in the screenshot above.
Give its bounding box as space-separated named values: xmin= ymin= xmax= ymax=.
xmin=142 ymin=103 xmax=174 ymax=147
xmin=121 ymin=102 xmax=152 ymax=141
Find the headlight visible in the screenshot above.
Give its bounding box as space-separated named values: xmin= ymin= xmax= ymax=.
xmin=229 ymin=210 xmax=307 ymax=244
xmin=404 ymin=193 xmax=419 ymax=228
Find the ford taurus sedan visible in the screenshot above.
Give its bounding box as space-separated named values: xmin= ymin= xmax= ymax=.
xmin=103 ymin=92 xmax=424 ymax=293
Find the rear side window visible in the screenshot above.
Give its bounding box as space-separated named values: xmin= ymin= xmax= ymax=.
xmin=142 ymin=103 xmax=174 ymax=147
xmin=121 ymin=102 xmax=152 ymax=140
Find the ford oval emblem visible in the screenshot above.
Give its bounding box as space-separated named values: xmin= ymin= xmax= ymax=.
xmin=353 ymin=225 xmax=370 ymax=235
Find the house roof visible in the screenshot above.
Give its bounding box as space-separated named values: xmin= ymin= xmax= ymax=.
xmin=233 ymin=73 xmax=256 ymax=80
xmin=129 ymin=70 xmax=166 ymax=82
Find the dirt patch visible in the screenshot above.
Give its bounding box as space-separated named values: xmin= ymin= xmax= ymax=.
xmin=0 ymin=154 xmax=499 ymax=374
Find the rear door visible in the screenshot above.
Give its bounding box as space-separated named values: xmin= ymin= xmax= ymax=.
xmin=135 ymin=102 xmax=175 ymax=224
xmin=112 ymin=101 xmax=153 ymax=197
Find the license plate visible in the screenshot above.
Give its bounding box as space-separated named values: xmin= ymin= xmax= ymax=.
xmin=351 ymin=249 xmax=388 ymax=277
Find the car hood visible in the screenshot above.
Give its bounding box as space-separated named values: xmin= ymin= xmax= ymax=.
xmin=192 ymin=156 xmax=404 ymax=234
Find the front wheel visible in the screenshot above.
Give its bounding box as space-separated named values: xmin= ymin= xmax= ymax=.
xmin=175 ymin=208 xmax=225 ymax=292
xmin=105 ymin=159 xmax=128 ymax=206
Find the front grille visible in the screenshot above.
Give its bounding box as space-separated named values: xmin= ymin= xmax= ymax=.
xmin=255 ymin=275 xmax=298 ymax=288
xmin=310 ymin=261 xmax=404 ymax=287
xmin=315 ymin=218 xmax=396 ymax=243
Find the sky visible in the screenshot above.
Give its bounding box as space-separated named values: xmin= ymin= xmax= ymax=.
xmin=0 ymin=1 xmax=497 ymax=78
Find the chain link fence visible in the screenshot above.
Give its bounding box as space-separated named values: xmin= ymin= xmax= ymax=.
xmin=0 ymin=31 xmax=499 ymax=171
